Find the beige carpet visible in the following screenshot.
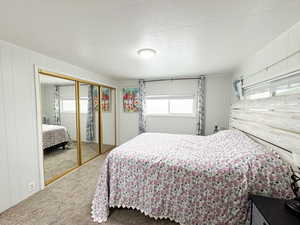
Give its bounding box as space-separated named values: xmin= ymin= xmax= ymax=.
xmin=44 ymin=143 xmax=114 ymax=182
xmin=0 ymin=153 xmax=177 ymax=225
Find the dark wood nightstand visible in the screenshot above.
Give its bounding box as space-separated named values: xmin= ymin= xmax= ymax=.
xmin=250 ymin=195 xmax=300 ymax=225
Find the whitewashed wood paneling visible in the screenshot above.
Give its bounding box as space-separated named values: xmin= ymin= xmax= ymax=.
xmin=235 ymin=21 xmax=300 ymax=88
xmin=231 ymin=19 xmax=300 ymax=169
xmin=232 ymin=94 xmax=300 ymax=113
xmin=231 ymin=110 xmax=300 ymax=134
xmin=230 ymin=93 xmax=300 ymax=168
xmin=247 ymin=133 xmax=294 ymax=167
xmin=230 ymin=119 xmax=300 ymax=154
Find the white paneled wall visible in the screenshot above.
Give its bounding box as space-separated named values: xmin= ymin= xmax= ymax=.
xmin=0 ymin=40 xmax=116 ymax=213
xmin=235 ymin=20 xmax=300 ymax=86
xmin=0 ymin=48 xmax=11 ymax=212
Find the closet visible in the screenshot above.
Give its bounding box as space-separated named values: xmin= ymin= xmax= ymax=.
xmin=37 ymin=70 xmax=116 ymax=185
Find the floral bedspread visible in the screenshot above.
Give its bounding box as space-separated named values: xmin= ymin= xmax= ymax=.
xmin=91 ymin=130 xmax=293 ymax=225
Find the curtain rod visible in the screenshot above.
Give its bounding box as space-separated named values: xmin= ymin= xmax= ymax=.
xmin=144 ymin=76 xmax=205 ymax=83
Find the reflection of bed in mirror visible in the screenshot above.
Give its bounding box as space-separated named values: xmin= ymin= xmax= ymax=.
xmin=39 ymin=74 xmax=79 ymax=184
xmin=42 ymin=124 xmax=69 ymax=151
xmin=42 ymin=123 xmax=78 ymax=183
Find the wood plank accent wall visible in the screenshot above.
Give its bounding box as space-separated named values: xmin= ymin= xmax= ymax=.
xmin=230 ymin=94 xmax=300 ymax=168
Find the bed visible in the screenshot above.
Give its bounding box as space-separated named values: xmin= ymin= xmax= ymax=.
xmin=91 ymin=130 xmax=293 ymax=225
xmin=42 ymin=124 xmax=69 ymax=150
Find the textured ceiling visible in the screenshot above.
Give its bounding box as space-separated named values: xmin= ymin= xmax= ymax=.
xmin=0 ymin=0 xmax=300 ymax=80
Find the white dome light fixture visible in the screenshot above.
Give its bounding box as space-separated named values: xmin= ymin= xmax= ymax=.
xmin=137 ymin=48 xmax=157 ymax=59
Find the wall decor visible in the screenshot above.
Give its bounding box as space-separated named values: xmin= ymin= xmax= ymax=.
xmin=101 ymin=87 xmax=111 ymax=112
xmin=123 ymin=88 xmax=139 ymax=112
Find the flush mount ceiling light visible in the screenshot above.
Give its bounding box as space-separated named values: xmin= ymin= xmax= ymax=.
xmin=137 ymin=48 xmax=157 ymax=59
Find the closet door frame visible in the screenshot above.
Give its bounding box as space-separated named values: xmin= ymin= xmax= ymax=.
xmin=77 ymin=82 xmax=102 ymax=163
xmin=99 ymin=86 xmax=103 ymax=154
xmin=35 ymin=68 xmax=116 ymax=188
xmin=37 ymin=71 xmax=81 ymax=186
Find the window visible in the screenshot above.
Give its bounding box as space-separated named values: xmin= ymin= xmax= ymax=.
xmin=244 ymin=85 xmax=271 ymax=100
xmin=61 ymin=99 xmax=75 ymax=112
xmin=272 ymin=76 xmax=300 ymax=96
xmin=244 ymin=73 xmax=300 ymax=100
xmin=169 ymin=98 xmax=194 ymax=114
xmin=146 ymin=98 xmax=169 ymax=114
xmin=79 ymin=99 xmax=88 ymax=113
xmin=61 ymin=98 xmax=88 ymax=113
xmin=146 ymin=96 xmax=194 ymax=116
xmin=246 ymin=91 xmax=271 ymax=100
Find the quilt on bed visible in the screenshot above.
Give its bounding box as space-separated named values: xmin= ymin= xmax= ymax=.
xmin=42 ymin=124 xmax=68 ymax=150
xmin=91 ymin=130 xmax=293 ymax=225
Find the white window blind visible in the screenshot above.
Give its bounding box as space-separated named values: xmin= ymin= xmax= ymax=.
xmin=146 ymin=96 xmax=195 ymax=116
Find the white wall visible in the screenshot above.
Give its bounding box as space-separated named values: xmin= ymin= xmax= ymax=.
xmin=118 ymin=80 xmax=139 ymax=144
xmin=118 ymin=75 xmax=233 ymax=144
xmin=234 ymin=20 xmax=300 ymax=88
xmin=205 ymin=75 xmax=232 ymax=135
xmin=103 ymin=89 xmax=116 ymax=145
xmin=0 ymin=39 xmax=116 ymax=213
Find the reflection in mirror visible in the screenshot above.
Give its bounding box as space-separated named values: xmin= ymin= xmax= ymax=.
xmin=39 ymin=75 xmax=78 ymax=184
xmin=80 ymin=83 xmax=100 ymax=163
xmin=102 ymin=87 xmax=116 ymax=153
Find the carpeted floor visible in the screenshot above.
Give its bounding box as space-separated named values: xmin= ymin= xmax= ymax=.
xmin=0 ymin=152 xmax=177 ymax=225
xmin=44 ymin=143 xmax=114 ymax=182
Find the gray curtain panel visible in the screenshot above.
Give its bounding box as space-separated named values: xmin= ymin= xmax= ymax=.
xmin=196 ymin=76 xmax=206 ymax=135
xmin=138 ymin=80 xmax=146 ymax=134
xmin=53 ymin=85 xmax=61 ymax=125
xmin=86 ymin=85 xmax=96 ymax=142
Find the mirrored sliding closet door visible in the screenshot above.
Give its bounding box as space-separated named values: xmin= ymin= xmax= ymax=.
xmin=39 ymin=75 xmax=79 ymax=185
xmin=101 ymin=87 xmax=116 ymax=153
xmin=79 ymin=83 xmax=101 ymax=163
xmin=38 ymin=70 xmax=116 ymax=185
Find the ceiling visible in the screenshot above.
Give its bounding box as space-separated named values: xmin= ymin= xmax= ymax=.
xmin=1 ymin=0 xmax=300 ymax=80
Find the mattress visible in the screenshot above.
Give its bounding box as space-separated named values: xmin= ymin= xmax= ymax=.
xmin=91 ymin=130 xmax=293 ymax=225
xmin=42 ymin=124 xmax=68 ymax=150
